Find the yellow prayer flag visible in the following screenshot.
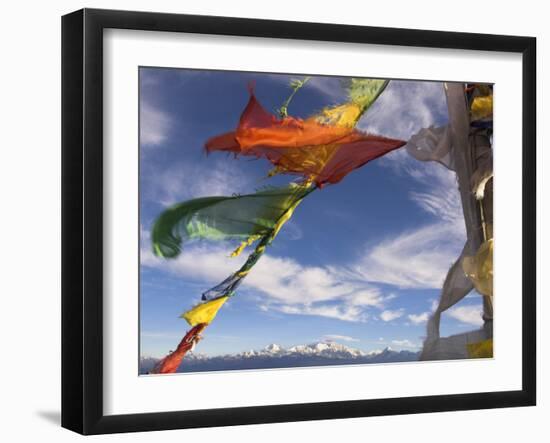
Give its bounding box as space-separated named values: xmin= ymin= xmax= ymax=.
xmin=314 ymin=103 xmax=362 ymax=128
xmin=471 ymin=96 xmax=493 ymax=121
xmin=462 ymin=239 xmax=493 ymax=298
xmin=181 ymin=296 xmax=229 ymax=326
xmin=467 ymin=339 xmax=493 ymax=358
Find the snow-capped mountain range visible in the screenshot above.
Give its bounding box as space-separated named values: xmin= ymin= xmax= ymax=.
xmin=240 ymin=341 xmax=369 ymax=359
xmin=140 ymin=341 xmax=419 ymax=374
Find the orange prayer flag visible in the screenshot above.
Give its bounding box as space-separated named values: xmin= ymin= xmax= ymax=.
xmin=206 ymin=92 xmax=405 ymax=186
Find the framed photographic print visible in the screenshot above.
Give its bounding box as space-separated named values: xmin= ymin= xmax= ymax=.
xmin=61 ymin=8 xmax=536 ymax=435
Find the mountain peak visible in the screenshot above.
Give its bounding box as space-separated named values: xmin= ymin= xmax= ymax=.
xmin=288 ymin=341 xmax=366 ymax=358
xmin=264 ymin=343 xmax=283 ymax=353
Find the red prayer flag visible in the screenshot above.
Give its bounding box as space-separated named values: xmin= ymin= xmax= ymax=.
xmin=149 ymin=323 xmax=207 ymax=374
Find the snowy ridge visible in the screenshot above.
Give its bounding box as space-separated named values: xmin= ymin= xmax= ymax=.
xmin=140 ymin=341 xmax=419 ymax=374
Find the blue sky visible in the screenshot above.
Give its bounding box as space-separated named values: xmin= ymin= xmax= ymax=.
xmin=139 ymin=67 xmax=485 ymax=358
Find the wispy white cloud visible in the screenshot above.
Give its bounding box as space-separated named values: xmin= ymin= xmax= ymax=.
xmin=138 ymin=68 xmax=206 ymax=150
xmin=334 ymin=161 xmax=465 ymax=290
xmin=142 ymin=244 xmax=240 ymax=285
xmin=143 ymin=160 xmax=251 ymax=207
xmin=391 ymin=339 xmax=420 ymax=349
xmin=406 ymin=166 xmax=462 ymax=223
xmin=249 ymin=256 xmax=354 ymax=304
xmin=321 ymin=81 xmax=462 ymax=295
xmin=344 ymin=222 xmax=461 ymax=289
xmin=445 ymin=305 xmax=483 ymax=326
xmin=359 ymin=80 xmax=447 ymax=140
xmin=406 ymin=298 xmax=437 ymax=326
xmin=141 ymin=241 xmax=391 ymax=323
xmin=345 ymin=290 xmax=388 ymax=308
xmin=140 ymin=101 xmax=172 ymax=147
xmin=407 ymin=312 xmax=430 ymax=325
xmin=276 ymin=304 xmax=367 ymax=322
xmin=322 ymin=334 xmax=360 ymax=343
xmin=380 ymin=309 xmax=405 ymax=322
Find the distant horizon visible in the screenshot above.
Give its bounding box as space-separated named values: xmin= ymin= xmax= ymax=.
xmin=140 ymin=338 xmax=420 ymax=360
xmin=139 ymin=339 xmax=421 ymax=375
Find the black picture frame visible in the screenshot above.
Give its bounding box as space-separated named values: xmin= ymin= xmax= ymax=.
xmin=62 ymin=8 xmax=536 ymax=435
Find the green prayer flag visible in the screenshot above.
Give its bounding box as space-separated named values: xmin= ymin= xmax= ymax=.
xmin=152 ymin=183 xmax=311 ymax=258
